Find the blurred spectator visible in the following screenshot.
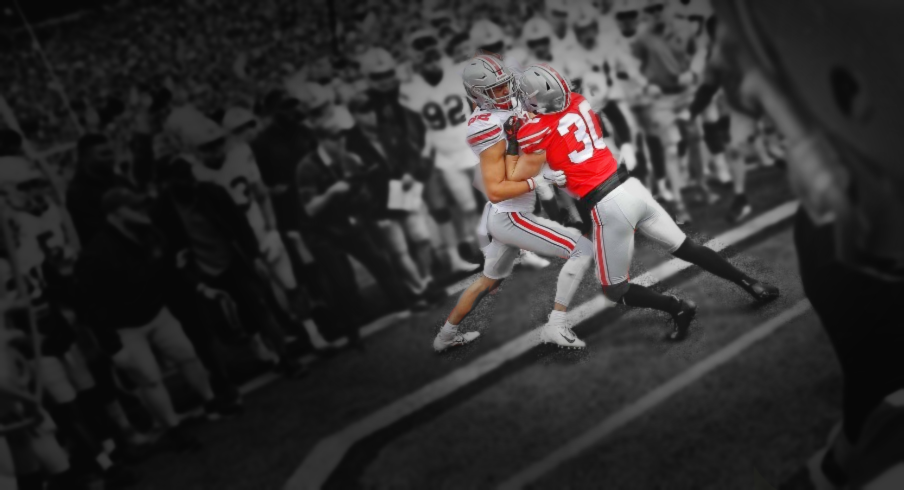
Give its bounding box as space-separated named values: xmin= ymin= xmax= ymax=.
xmin=66 ymin=134 xmax=132 ymax=244
xmin=74 ymin=187 xmax=217 ymax=450
xmin=354 ymin=47 xmax=435 ymax=290
xmin=250 ymin=90 xmax=316 ymax=233
xmin=295 ymin=84 xmax=416 ymax=320
xmin=155 ymin=114 xmax=309 ymax=377
xmin=0 ymin=129 xmax=24 ymax=157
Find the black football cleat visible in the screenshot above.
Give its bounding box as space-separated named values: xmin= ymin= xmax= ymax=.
xmin=668 ymin=296 xmax=697 ymax=342
xmin=741 ymin=279 xmax=780 ymax=302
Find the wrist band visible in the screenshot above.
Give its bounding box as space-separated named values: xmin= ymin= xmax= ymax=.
xmin=526 ymin=178 xmax=536 ymax=191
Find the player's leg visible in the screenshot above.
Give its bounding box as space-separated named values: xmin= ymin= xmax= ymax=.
xmin=702 ymin=95 xmax=732 ymax=185
xmin=440 ymin=167 xmax=481 ymax=262
xmin=680 ymin=115 xmax=719 ymax=205
xmin=425 ymin=171 xmax=478 ymax=274
xmin=404 ymin=206 xmax=437 ymax=285
xmin=627 ymin=177 xmax=780 ymax=301
xmin=434 ymin=241 xmax=517 ymax=352
xmin=726 ymin=108 xmax=756 ymax=222
xmin=375 ymin=217 xmax=428 ymax=295
xmin=38 ymin=354 xmax=108 ymax=478
xmin=112 ymin=322 xmax=181 ymax=429
xmin=147 ymin=307 xmax=217 ymax=407
xmin=658 ymin=100 xmax=692 ymax=224
xmin=592 ymin=181 xmax=698 ymax=340
xmin=487 ymin=210 xmax=592 ymax=348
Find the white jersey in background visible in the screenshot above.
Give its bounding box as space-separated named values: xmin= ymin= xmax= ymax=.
xmin=192 ymin=143 xmax=268 ymax=241
xmin=466 ymin=106 xmax=536 ymax=214
xmin=401 ymin=57 xmax=475 ymax=171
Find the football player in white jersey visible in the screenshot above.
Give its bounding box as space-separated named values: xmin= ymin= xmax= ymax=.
xmin=400 ymin=29 xmax=483 ymax=273
xmin=568 ymin=2 xmax=643 ymax=174
xmin=169 ymin=107 xmax=327 ymax=347
xmin=468 ymin=19 xmax=529 ymax=74
xmin=543 ymin=0 xmax=580 ymax=54
xmin=215 ymin=107 xmax=297 ymax=290
xmin=432 ymin=53 xmax=595 ymax=352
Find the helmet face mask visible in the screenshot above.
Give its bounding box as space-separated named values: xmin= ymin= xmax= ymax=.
xmin=462 ymin=54 xmax=516 ymax=110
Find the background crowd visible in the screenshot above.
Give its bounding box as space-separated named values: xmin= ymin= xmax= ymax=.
xmin=0 ymin=0 xmax=787 ymax=488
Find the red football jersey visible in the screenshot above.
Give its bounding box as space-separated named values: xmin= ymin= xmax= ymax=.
xmin=517 ymin=93 xmax=618 ymax=199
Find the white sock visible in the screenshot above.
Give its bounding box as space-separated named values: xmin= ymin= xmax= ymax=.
xmin=440 ymin=321 xmax=459 ymax=338
xmin=549 ymin=310 xmax=566 ymax=323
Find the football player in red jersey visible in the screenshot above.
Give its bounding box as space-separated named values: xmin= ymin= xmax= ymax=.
xmin=511 ymin=63 xmax=779 ymax=340
xmin=432 ymin=54 xmax=596 ymax=352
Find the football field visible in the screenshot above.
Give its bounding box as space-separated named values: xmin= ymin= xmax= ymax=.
xmin=130 ymin=166 xmax=842 ymax=490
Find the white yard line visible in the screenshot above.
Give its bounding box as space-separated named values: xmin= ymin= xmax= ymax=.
xmin=282 ymin=201 xmax=798 ymax=490
xmin=497 ymin=299 xmax=812 ymax=490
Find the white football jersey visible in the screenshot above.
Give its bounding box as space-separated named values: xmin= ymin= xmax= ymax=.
xmin=192 ymin=142 xmax=268 ymax=241
xmin=8 ymin=202 xmax=67 ymax=306
xmin=581 ymin=71 xmax=611 ymax=111
xmin=466 ymin=106 xmax=536 ymax=214
xmin=401 ymin=57 xmax=475 ymax=171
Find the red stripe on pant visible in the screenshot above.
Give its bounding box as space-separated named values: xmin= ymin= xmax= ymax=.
xmin=591 ymin=207 xmax=610 ymax=286
xmin=511 ymin=213 xmax=575 ymax=252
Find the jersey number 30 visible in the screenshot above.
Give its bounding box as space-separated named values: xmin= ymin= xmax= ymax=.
xmin=423 ymin=95 xmax=466 ymax=130
xmin=557 ymin=100 xmax=606 ymax=164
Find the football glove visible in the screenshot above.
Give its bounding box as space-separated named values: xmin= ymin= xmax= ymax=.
xmin=542 ymin=169 xmax=567 ymax=188
xmin=503 ymin=116 xmax=522 ymax=156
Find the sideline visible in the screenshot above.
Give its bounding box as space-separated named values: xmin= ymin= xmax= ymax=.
xmin=283 ymin=201 xmax=799 ymax=490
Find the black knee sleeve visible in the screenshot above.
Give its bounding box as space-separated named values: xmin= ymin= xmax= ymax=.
xmin=601 ymin=281 xmax=631 ymax=302
xmin=702 ymin=122 xmax=726 ymax=154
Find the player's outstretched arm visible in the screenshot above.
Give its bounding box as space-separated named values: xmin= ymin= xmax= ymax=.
xmin=480 ymin=140 xmax=535 ymax=204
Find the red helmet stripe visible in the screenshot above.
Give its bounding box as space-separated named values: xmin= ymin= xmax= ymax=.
xmin=479 ymin=55 xmax=505 ymax=80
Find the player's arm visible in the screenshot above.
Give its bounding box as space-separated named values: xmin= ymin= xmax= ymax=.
xmin=509 ymin=117 xmax=551 ymax=182
xmin=480 ymin=140 xmax=535 ymax=204
xmin=509 ymin=150 xmax=547 ymax=182
xmin=249 ymin=180 xmax=277 ymax=230
xmin=298 ymin=160 xmax=349 ymax=217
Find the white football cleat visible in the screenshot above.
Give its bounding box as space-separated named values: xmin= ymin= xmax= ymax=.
xmin=433 ymin=331 xmax=480 ymax=352
xmin=518 ymin=250 xmax=550 ymax=269
xmin=539 ymin=317 xmax=586 ymax=349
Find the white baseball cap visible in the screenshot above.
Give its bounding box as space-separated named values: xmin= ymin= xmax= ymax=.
xmin=221 ymin=107 xmax=256 ymax=133
xmin=164 ymin=106 xmax=226 ymax=148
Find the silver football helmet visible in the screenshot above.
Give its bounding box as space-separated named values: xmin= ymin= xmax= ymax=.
xmin=517 ymin=64 xmax=572 ymax=114
xmin=461 ymin=54 xmax=516 ymax=110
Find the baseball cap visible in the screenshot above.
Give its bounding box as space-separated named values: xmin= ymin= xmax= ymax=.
xmin=469 ymin=19 xmax=505 ymax=49
xmin=222 ymin=107 xmax=256 ymax=133
xmin=164 ymin=106 xmax=227 ymax=148
xmin=0 ymin=156 xmax=43 ymax=187
xmin=286 ymin=81 xmax=333 ymax=113
xmin=358 ymin=47 xmax=397 ymax=76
